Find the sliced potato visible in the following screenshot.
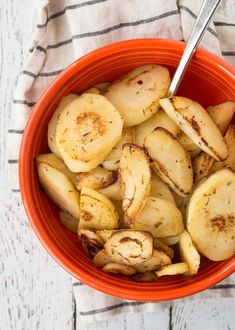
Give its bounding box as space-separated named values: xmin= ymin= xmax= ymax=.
xmin=79 ymin=187 xmax=119 ymax=230
xmin=135 ymin=249 xmax=171 ymax=272
xmin=48 ymin=94 xmax=78 ymax=158
xmin=131 ymin=197 xmax=184 ymax=238
xmin=135 ymin=109 xmax=180 ymax=146
xmin=145 ymin=127 xmax=193 ymax=197
xmin=208 ymin=101 xmax=235 ymax=135
xmin=103 ymin=64 xmax=170 ymax=127
xmin=211 ymin=124 xmax=235 ymax=173
xmin=131 ymin=272 xmax=157 ymax=282
xmin=158 ymin=236 xmax=180 ymax=246
xmin=160 ymin=97 xmax=228 ymax=161
xmin=59 ymin=211 xmax=79 ymax=233
xmin=102 ymin=263 xmax=136 ymax=275
xmin=37 ymin=163 xmax=80 ymax=218
xmin=150 ymin=174 xmax=175 ymax=204
xmin=172 ymin=192 xmax=189 ymax=222
xmin=177 ymin=132 xmax=201 ymax=159
xmin=179 ymin=231 xmax=200 ymax=275
xmin=36 ymin=153 xmax=77 ymax=184
xmin=193 ymin=152 xmax=214 ymax=183
xmin=98 ymin=178 xmax=122 ymax=200
xmin=119 ymin=144 xmax=151 ymax=224
xmin=153 ymin=238 xmax=174 ymax=259
xmin=75 ymin=166 xmax=117 ymax=190
xmin=187 ymin=169 xmax=235 ymax=261
xmin=102 ymin=128 xmax=135 ymax=170
xmin=56 ymin=93 xmax=123 ymax=170
xmin=84 ymin=86 xmax=100 ymax=94
xmin=78 ymin=229 xmax=103 ymax=258
xmin=96 ymin=230 xmax=116 ymax=243
xmin=105 ymin=230 xmax=153 ymax=266
xmin=156 ymin=263 xmax=189 ymax=277
xmin=93 ymin=249 xmax=113 ymax=267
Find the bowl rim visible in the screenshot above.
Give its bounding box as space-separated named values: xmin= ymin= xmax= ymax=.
xmin=19 ymin=38 xmax=235 ymax=301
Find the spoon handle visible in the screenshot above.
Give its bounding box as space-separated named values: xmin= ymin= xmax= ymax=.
xmin=168 ymin=0 xmax=221 ymax=97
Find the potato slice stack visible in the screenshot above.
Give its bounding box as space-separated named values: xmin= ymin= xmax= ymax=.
xmin=36 ymin=65 xmax=235 ymax=281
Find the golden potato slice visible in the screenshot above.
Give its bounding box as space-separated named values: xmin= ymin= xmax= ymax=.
xmin=156 ymin=263 xmax=189 ymax=277
xmin=131 ymin=197 xmax=184 ymax=238
xmin=103 ymin=128 xmax=135 ymax=170
xmin=160 ymin=97 xmax=228 ymax=161
xmin=179 ymin=231 xmax=200 ymax=275
xmin=208 ymin=101 xmax=235 ymax=135
xmin=103 ymin=64 xmax=170 ymax=127
xmin=153 ymin=238 xmax=174 ymax=259
xmin=59 ymin=211 xmax=79 ymax=233
xmin=135 ymin=249 xmax=171 ymax=273
xmin=84 ymin=86 xmax=100 ymax=94
xmin=36 ymin=153 xmax=77 ymax=184
xmin=151 ymin=174 xmax=175 ymax=204
xmin=98 ymin=176 xmax=122 ymax=200
xmin=93 ymin=249 xmax=113 ymax=267
xmin=158 ymin=236 xmax=180 ymax=246
xmin=119 ymin=144 xmax=151 ymax=224
xmin=211 ymin=124 xmax=235 ymax=173
xmin=48 ymin=94 xmax=78 ymax=158
xmin=135 ymin=109 xmax=180 ymax=146
xmin=56 ymin=93 xmax=123 ymax=170
xmin=75 ymin=166 xmax=117 ymax=190
xmin=172 ymin=192 xmax=189 ymax=222
xmin=102 ymin=263 xmax=136 ymax=275
xmin=145 ymin=127 xmax=193 ymax=197
xmin=105 ymin=230 xmax=153 ymax=266
xmin=131 ymin=272 xmax=157 ymax=282
xmin=187 ymin=169 xmax=235 ymax=261
xmin=177 ymin=132 xmax=201 ymax=159
xmin=37 ymin=163 xmax=80 ymax=218
xmin=193 ymin=152 xmax=215 ymax=183
xmin=96 ymin=230 xmax=116 ymax=243
xmin=79 ymin=187 xmax=119 ymax=230
xmin=78 ymin=229 xmax=103 ymax=258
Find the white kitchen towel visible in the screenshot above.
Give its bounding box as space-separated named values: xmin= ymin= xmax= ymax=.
xmin=8 ymin=0 xmax=235 ymax=323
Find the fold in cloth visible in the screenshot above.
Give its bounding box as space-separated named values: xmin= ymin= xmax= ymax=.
xmin=8 ymin=0 xmax=235 ymax=323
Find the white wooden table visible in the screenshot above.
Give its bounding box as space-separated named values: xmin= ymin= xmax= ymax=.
xmin=0 ymin=1 xmax=234 ymax=329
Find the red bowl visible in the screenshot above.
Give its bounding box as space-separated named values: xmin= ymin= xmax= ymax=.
xmin=19 ymin=39 xmax=235 ymax=301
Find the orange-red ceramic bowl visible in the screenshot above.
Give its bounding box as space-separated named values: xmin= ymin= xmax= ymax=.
xmin=19 ymin=39 xmax=235 ymax=301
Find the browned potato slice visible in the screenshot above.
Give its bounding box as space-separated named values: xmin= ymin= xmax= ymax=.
xmin=59 ymin=211 xmax=79 ymax=233
xmin=160 ymin=97 xmax=228 ymax=161
xmin=135 ymin=109 xmax=180 ymax=146
xmin=158 ymin=236 xmax=180 ymax=246
xmin=153 ymin=238 xmax=174 ymax=259
xmin=193 ymin=152 xmax=215 ymax=183
xmin=75 ymin=166 xmax=117 ymax=190
xmin=145 ymin=127 xmax=193 ymax=197
xmin=79 ymin=187 xmax=119 ymax=230
xmin=177 ymin=132 xmax=201 ymax=159
xmin=103 ymin=64 xmax=170 ymax=127
xmin=78 ymin=229 xmax=103 ymax=258
xmin=131 ymin=272 xmax=157 ymax=282
xmin=208 ymin=101 xmax=235 ymax=135
xmin=131 ymin=197 xmax=184 ymax=238
xmin=119 ymin=144 xmax=151 ymax=224
xmin=179 ymin=231 xmax=200 ymax=275
xmin=103 ymin=128 xmax=135 ymax=170
xmin=36 ymin=153 xmax=77 ymax=184
xmin=172 ymin=192 xmax=189 ymax=222
xmin=135 ymin=249 xmax=171 ymax=272
xmin=156 ymin=263 xmax=189 ymax=277
xmin=96 ymin=230 xmax=116 ymax=243
xmin=105 ymin=230 xmax=153 ymax=266
xmin=150 ymin=174 xmax=176 ymax=204
xmin=211 ymin=124 xmax=235 ymax=173
xmin=98 ymin=176 xmax=122 ymax=200
xmin=102 ymin=263 xmax=136 ymax=275
xmin=93 ymin=249 xmax=113 ymax=267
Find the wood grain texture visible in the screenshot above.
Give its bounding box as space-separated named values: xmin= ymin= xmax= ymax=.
xmin=0 ymin=0 xmax=234 ymax=329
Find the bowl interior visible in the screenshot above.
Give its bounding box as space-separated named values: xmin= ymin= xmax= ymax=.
xmin=20 ymin=39 xmax=235 ymax=301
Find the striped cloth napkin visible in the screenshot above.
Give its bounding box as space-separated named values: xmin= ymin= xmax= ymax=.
xmin=8 ymin=0 xmax=235 ymax=323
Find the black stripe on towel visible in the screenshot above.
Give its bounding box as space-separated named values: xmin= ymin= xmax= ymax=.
xmin=178 ymin=5 xmax=218 ymax=38
xmin=8 ymin=129 xmax=24 ymax=134
xmin=169 ymin=307 xmax=173 ymax=330
xmin=211 ymin=284 xmax=235 ymax=290
xmin=12 ymin=189 xmax=20 ymax=193
xmin=73 ymin=282 xmax=84 ymax=287
xmin=47 ymin=10 xmax=179 ymax=49
xmin=8 ymin=159 xmax=19 ymax=164
xmin=214 ymin=21 xmax=235 ymax=27
xmin=22 ymin=69 xmax=63 ymax=78
xmin=13 ymin=99 xmax=36 ymax=107
xmin=37 ymin=0 xmax=108 ymax=28
xmin=79 ymin=301 xmax=146 ymax=316
xmin=29 ymin=46 xmax=47 ymax=53
xmin=222 ymin=51 xmax=235 ymax=56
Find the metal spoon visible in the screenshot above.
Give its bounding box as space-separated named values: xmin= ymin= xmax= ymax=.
xmin=168 ymin=0 xmax=221 ymax=97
